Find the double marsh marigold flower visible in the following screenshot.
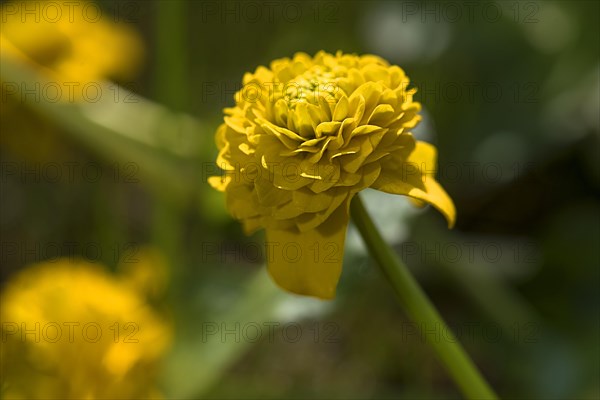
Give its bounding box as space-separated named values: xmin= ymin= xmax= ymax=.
xmin=0 ymin=259 xmax=171 ymax=399
xmin=210 ymin=51 xmax=455 ymax=299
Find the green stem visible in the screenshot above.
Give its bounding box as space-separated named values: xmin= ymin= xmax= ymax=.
xmin=350 ymin=195 xmax=498 ymax=400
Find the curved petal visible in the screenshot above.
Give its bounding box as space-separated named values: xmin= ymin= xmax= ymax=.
xmin=372 ymin=141 xmax=456 ymax=227
xmin=410 ymin=140 xmax=438 ymax=177
xmin=265 ymin=206 xmax=349 ymax=299
xmin=207 ymin=175 xmax=230 ymax=192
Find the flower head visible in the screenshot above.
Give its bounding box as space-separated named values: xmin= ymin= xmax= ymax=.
xmin=0 ymin=259 xmax=171 ymax=399
xmin=210 ymin=51 xmax=455 ymax=299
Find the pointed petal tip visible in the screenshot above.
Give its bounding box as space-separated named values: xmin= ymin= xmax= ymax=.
xmin=447 ymin=212 xmax=456 ymax=229
xmin=208 ymin=175 xmax=229 ymax=191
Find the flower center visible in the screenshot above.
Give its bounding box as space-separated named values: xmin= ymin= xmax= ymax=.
xmin=284 ymin=66 xmax=338 ymax=109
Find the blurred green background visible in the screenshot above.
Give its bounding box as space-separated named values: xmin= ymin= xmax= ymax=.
xmin=1 ymin=0 xmax=598 ymax=398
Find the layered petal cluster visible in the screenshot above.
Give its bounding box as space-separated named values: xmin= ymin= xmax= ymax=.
xmin=210 ymin=51 xmax=455 ymax=299
xmin=0 ymin=259 xmax=171 ymax=399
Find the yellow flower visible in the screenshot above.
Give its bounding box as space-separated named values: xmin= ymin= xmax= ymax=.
xmin=0 ymin=259 xmax=171 ymax=399
xmin=0 ymin=0 xmax=144 ymax=89
xmin=209 ymin=51 xmax=455 ymax=299
xmin=0 ymin=0 xmax=145 ymax=162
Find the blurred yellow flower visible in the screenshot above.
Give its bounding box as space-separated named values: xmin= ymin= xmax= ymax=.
xmin=0 ymin=259 xmax=171 ymax=399
xmin=0 ymin=0 xmax=144 ymax=90
xmin=210 ymin=51 xmax=455 ymax=299
xmin=0 ymin=0 xmax=144 ymax=162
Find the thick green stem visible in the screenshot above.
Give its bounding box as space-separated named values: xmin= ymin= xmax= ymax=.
xmin=350 ymin=195 xmax=498 ymax=400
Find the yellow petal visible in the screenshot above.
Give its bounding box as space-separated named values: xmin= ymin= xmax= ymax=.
xmin=294 ymin=189 xmax=348 ymax=232
xmin=361 ymin=64 xmax=391 ymax=85
xmin=265 ymin=206 xmax=349 ymax=299
xmin=292 ymin=188 xmax=334 ymax=213
xmin=255 ymin=178 xmax=292 ymax=206
xmin=410 ymin=140 xmax=438 ymax=177
xmin=316 ymin=121 xmax=342 ymax=137
xmin=292 ymin=102 xmax=314 ymax=138
xmin=332 ymin=96 xmax=350 ymax=121
xmin=415 ymin=178 xmax=455 ymax=228
xmin=208 ymin=175 xmax=230 ymax=191
xmin=224 ymin=116 xmax=247 ymax=134
xmin=226 ymin=184 xmax=261 ymax=219
xmin=367 ymin=104 xmax=395 ymax=126
xmin=373 ymin=141 xmax=456 ymax=228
